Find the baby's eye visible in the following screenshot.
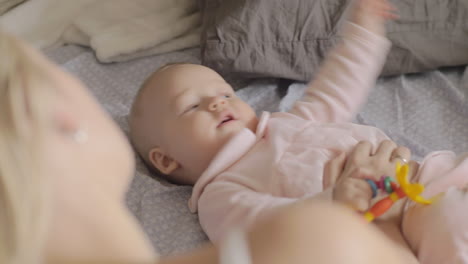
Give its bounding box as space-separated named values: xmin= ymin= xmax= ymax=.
xmin=223 ymin=94 xmax=232 ymax=99
xmin=184 ymin=104 xmax=199 ymax=114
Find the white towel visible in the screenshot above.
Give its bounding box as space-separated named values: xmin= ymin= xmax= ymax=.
xmin=0 ymin=0 xmax=99 ymax=48
xmin=1 ymin=0 xmax=201 ymax=62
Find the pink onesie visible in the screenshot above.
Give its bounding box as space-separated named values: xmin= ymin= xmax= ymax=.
xmin=189 ymin=22 xmax=468 ymax=263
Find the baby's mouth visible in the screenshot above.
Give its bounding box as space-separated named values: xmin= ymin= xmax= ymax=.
xmin=218 ymin=114 xmax=236 ymax=128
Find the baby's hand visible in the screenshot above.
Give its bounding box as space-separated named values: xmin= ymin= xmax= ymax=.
xmin=349 ymin=0 xmax=398 ymax=36
xmin=333 ymin=170 xmax=374 ymax=211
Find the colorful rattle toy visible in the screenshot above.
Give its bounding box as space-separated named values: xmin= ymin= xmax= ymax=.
xmin=363 ymin=162 xmax=433 ymax=222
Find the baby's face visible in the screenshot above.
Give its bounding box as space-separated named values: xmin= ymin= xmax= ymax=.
xmin=148 ymin=64 xmax=258 ymax=183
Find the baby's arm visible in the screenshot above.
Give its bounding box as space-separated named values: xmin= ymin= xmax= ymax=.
xmin=197 ymin=180 xmax=299 ymax=244
xmin=289 ymin=0 xmax=395 ymax=123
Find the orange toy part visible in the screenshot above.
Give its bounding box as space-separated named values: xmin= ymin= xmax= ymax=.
xmin=365 ymin=197 xmax=394 ymax=220
xmin=364 ymin=189 xmax=404 ymax=222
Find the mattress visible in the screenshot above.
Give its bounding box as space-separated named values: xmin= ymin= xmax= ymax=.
xmin=45 ymin=45 xmax=468 ymax=256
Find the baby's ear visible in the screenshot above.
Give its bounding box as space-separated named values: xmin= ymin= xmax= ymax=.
xmin=148 ymin=147 xmax=179 ymax=175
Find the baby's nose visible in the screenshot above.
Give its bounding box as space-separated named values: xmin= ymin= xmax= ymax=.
xmin=208 ymin=97 xmax=227 ymax=112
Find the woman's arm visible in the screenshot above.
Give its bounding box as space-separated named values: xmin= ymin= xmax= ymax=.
xmin=160 ymin=199 xmax=406 ymax=264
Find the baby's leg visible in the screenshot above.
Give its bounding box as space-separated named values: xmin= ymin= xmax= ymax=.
xmin=247 ymin=201 xmax=406 ymax=264
xmin=403 ymin=186 xmax=468 ymax=264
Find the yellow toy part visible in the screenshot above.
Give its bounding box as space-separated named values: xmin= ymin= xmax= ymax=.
xmin=395 ymin=162 xmax=433 ymax=205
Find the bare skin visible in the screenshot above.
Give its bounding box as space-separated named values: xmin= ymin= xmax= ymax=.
xmin=159 ymin=201 xmax=406 ymax=264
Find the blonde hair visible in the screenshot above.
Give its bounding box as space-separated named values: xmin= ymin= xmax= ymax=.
xmin=0 ymin=30 xmax=52 ymax=263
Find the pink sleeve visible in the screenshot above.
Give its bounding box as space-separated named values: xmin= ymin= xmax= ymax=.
xmin=197 ymin=181 xmax=335 ymax=244
xmin=289 ymin=22 xmax=392 ymax=123
xmin=197 ymin=180 xmax=296 ymax=244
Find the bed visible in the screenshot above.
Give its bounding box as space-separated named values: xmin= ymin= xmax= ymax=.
xmin=5 ymin=0 xmax=467 ymax=257
xmin=45 ymin=44 xmax=468 ymax=256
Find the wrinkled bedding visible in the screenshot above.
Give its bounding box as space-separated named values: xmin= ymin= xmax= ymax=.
xmin=0 ymin=0 xmax=26 ymax=15
xmin=46 ymin=45 xmax=468 ymax=256
xmin=199 ymin=0 xmax=468 ymax=81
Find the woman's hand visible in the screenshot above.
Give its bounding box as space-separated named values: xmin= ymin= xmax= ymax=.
xmin=325 ymin=140 xmax=411 ymax=186
xmin=332 ymin=166 xmax=376 ymax=211
xmin=324 ymin=140 xmax=411 ymax=211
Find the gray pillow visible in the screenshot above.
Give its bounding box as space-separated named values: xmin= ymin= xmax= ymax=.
xmin=199 ymin=0 xmax=468 ymax=81
xmin=0 ymin=0 xmax=27 ymax=15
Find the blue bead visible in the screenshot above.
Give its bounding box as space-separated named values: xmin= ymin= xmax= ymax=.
xmin=366 ymin=179 xmax=378 ymax=198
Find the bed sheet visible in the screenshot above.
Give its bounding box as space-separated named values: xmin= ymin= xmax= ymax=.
xmin=46 ymin=45 xmax=468 ymax=256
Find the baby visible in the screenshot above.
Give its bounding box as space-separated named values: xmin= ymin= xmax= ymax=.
xmin=129 ymin=0 xmax=468 ymax=262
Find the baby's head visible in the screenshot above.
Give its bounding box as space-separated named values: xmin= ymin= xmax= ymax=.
xmin=129 ymin=63 xmax=258 ymax=185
